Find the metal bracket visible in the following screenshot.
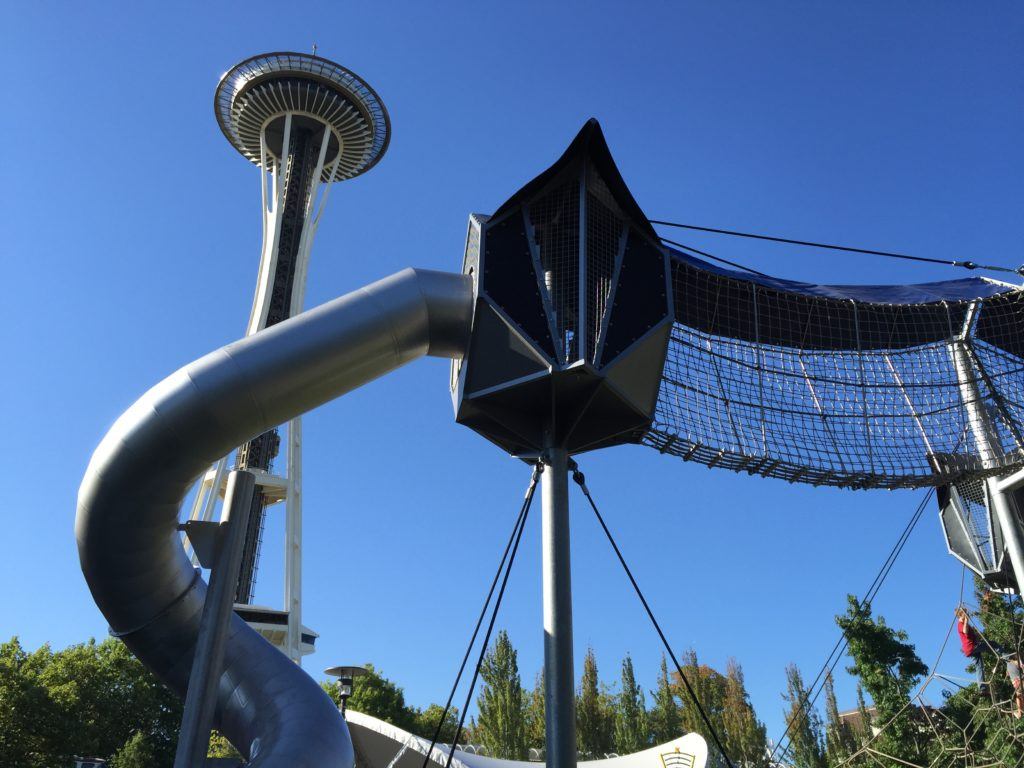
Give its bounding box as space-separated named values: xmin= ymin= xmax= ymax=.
xmin=179 ymin=520 xmax=225 ymax=570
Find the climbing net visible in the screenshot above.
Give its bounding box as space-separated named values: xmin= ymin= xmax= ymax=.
xmin=643 ymin=250 xmax=1024 ymax=491
xmin=828 ymin=597 xmax=1024 ymax=768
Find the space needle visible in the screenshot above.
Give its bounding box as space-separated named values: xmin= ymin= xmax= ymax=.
xmin=185 ymin=51 xmax=390 ymax=664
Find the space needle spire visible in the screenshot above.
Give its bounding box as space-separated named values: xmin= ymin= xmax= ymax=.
xmin=185 ymin=52 xmax=390 ymax=663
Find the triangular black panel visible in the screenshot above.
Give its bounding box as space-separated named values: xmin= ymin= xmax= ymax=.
xmin=600 ymin=228 xmax=669 ymax=366
xmin=549 ymin=370 xmax=604 ymax=447
xmin=603 ymin=321 xmax=671 ymax=417
xmin=464 ymin=301 xmax=549 ymax=397
xmin=482 ymin=213 xmax=557 ymax=359
xmin=564 ymin=382 xmax=649 ymax=454
xmin=585 ymin=167 xmax=626 ymax=364
xmin=456 ymin=399 xmax=543 ymax=457
xmin=461 ymin=376 xmax=553 ymax=454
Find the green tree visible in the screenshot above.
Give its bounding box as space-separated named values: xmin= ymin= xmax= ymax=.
xmin=108 ymin=731 xmax=156 ymax=768
xmin=974 ymin=584 xmax=1023 ymax=708
xmin=411 ymin=703 xmax=464 ymax=745
xmin=975 ymin=581 xmax=1021 ymax=651
xmin=836 ymin=596 xmax=928 ymax=767
xmin=0 ymin=638 xmax=60 ymax=768
xmin=524 ymin=671 xmax=545 ymax=750
xmin=674 ymin=649 xmax=728 ymax=767
xmin=721 ymin=659 xmax=767 ymax=768
xmin=648 ymin=655 xmax=681 ymax=744
xmin=853 ymin=684 xmax=872 ymax=745
xmin=822 ymin=672 xmax=856 ymax=767
xmin=208 ymin=730 xmax=242 ymax=760
xmin=614 ymin=654 xmax=649 ymax=754
xmin=956 ymin=584 xmax=1024 ymax=764
xmin=577 ymin=647 xmax=614 ymax=758
xmin=41 ymin=637 xmax=182 ymax=762
xmin=782 ymin=664 xmax=824 ymax=768
xmin=0 ymin=636 xmax=182 ymax=767
xmin=476 ymin=630 xmax=527 ymax=759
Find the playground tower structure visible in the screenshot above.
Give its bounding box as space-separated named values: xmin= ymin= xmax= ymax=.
xmin=186 ymin=52 xmax=390 ymax=663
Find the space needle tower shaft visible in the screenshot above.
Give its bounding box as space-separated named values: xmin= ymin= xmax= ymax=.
xmin=204 ymin=52 xmax=390 ymax=661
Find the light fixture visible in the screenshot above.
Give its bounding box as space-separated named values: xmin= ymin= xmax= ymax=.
xmin=324 ymin=665 xmax=369 ymax=716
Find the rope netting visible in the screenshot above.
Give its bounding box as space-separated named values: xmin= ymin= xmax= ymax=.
xmin=823 ymin=601 xmax=1024 ymax=768
xmin=643 ymin=251 xmax=1024 ymax=490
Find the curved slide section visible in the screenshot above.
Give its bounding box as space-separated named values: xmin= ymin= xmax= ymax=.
xmin=76 ymin=268 xmax=474 ymax=767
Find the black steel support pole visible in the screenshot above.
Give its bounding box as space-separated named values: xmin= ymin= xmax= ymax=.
xmin=542 ymin=446 xmax=576 ymax=768
xmin=174 ymin=470 xmax=257 ymax=768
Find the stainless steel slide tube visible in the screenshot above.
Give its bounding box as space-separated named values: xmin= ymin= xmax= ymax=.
xmin=76 ymin=268 xmax=473 ymax=767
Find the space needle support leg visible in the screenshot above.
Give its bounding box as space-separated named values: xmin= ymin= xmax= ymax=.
xmin=542 ymin=445 xmax=576 ymax=768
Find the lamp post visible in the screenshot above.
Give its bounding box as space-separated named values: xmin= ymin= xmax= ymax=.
xmin=325 ymin=665 xmax=368 ymax=717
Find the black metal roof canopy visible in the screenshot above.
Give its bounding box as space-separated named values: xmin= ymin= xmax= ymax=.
xmin=455 ymin=120 xmax=1024 ymax=489
xmin=452 ymin=120 xmax=672 ymax=456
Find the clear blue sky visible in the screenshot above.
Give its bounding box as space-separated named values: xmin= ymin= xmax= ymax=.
xmin=3 ymin=0 xmax=1023 ymax=748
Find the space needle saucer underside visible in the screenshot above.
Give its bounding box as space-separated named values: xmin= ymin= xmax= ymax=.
xmin=215 ymin=52 xmax=390 ymax=182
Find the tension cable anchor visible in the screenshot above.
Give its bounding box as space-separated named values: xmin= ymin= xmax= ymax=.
xmin=568 ymin=459 xmax=587 ymax=493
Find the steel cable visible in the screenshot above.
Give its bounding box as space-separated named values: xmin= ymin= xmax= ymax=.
xmin=768 ymin=486 xmax=934 ymax=762
xmin=650 ymin=219 xmax=1021 ymax=276
xmin=570 ymin=462 xmax=737 ymax=768
xmin=442 ymin=471 xmax=537 ymax=768
xmin=419 ymin=465 xmax=542 ymax=768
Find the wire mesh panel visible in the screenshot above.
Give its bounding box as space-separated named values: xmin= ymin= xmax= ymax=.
xmin=643 ymin=249 xmax=1024 ymax=489
xmin=956 ymin=476 xmax=998 ymax=569
xmin=586 ymin=166 xmax=626 ymax=363
xmin=528 ymin=178 xmax=580 ymax=362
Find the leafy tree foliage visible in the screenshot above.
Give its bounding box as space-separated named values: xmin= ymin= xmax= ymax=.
xmin=822 ymin=672 xmax=855 ymax=766
xmin=108 ymin=731 xmax=157 ymax=768
xmin=0 ymin=636 xmax=181 ymax=768
xmin=524 ymin=671 xmax=545 ymax=750
xmin=476 ymin=630 xmax=527 ymax=759
xmin=207 ymin=730 xmax=242 ymax=760
xmin=614 ymin=654 xmax=649 ymax=754
xmin=0 ymin=638 xmax=60 ymax=767
xmin=412 ymin=703 xmax=464 ymax=746
xmin=969 ymin=584 xmax=1024 ymax=763
xmin=721 ymin=659 xmax=768 ymax=768
xmin=577 ymin=647 xmax=614 ymax=758
xmin=835 ymin=595 xmax=928 ymax=767
xmin=648 ymin=655 xmax=682 ymax=744
xmin=975 ymin=579 xmax=1021 ymax=650
xmin=853 ymin=683 xmax=873 ymax=744
xmin=674 ymin=649 xmax=729 ymax=766
xmin=782 ymin=664 xmax=825 ymax=768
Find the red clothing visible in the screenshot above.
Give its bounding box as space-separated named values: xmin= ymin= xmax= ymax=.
xmin=958 ymin=619 xmax=979 ymax=656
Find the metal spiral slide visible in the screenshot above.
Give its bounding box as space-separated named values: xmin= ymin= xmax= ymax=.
xmin=76 ymin=268 xmax=473 ymax=767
